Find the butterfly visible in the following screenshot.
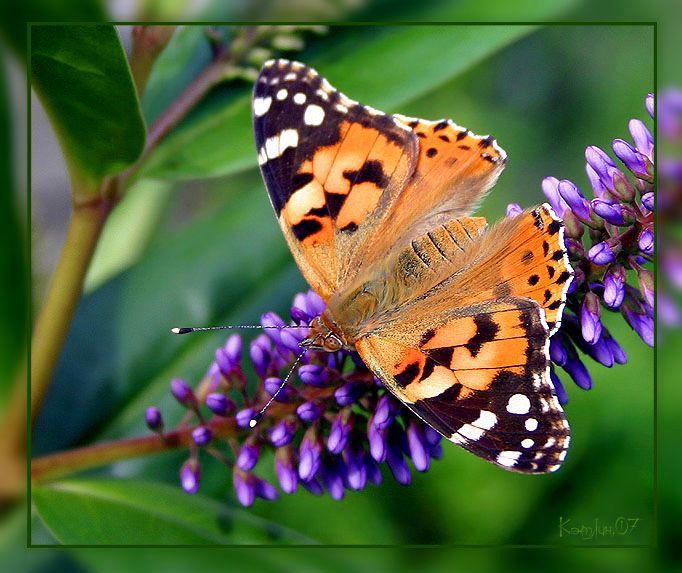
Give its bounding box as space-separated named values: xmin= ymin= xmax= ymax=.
xmin=253 ymin=59 xmax=574 ymax=473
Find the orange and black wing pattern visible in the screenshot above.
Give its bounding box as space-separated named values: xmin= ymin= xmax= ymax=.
xmin=357 ymin=298 xmax=570 ymax=473
xmin=253 ymin=60 xmax=419 ymax=299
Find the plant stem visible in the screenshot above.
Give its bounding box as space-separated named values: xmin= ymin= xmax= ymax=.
xmin=32 ymin=418 xmax=237 ymax=483
xmin=30 ymin=200 xmax=111 ymax=425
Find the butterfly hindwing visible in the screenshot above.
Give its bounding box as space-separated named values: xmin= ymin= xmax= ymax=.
xmin=254 ymin=59 xmax=419 ymax=300
xmin=356 ymin=298 xmax=570 ymax=473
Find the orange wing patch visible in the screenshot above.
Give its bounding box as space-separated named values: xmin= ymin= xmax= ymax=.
xmin=497 ymin=205 xmax=574 ymax=333
xmin=356 ymin=298 xmax=570 ymax=473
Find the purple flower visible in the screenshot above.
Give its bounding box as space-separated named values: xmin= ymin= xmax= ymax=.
xmin=191 ymin=426 xmax=213 ymax=447
xmin=587 ymin=241 xmax=617 ymax=265
xmin=603 ymin=265 xmax=626 ymax=309
xmin=180 ymin=460 xmax=200 ymax=494
xmin=628 ymin=119 xmax=654 ymax=162
xmin=612 ymin=138 xmax=649 ymax=180
xmin=237 ymin=442 xmax=260 ymax=472
xmin=233 ymin=469 xmax=256 ymax=507
xmin=406 ymin=420 xmax=430 ymax=472
xmin=334 ymin=380 xmax=365 ymax=406
xmin=170 ymin=378 xmax=196 ymax=408
xmin=641 ymin=192 xmax=654 ymax=211
xmin=297 ymin=364 xmax=329 ymax=386
xmin=558 ymin=179 xmax=592 ymax=222
xmin=327 ymin=408 xmax=353 ymax=454
xmin=236 ymin=408 xmax=257 ymax=429
xmin=275 ymin=447 xmax=298 ymax=494
xmin=145 ymin=407 xmax=163 ymax=432
xmin=268 ymin=418 xmax=297 ymax=447
xmin=579 ymin=292 xmax=602 ymax=345
xmin=205 ymin=393 xmax=235 ymax=417
xmin=296 ymin=400 xmax=323 ymax=423
xmin=506 ymin=202 xmax=523 ymax=217
xmin=591 ymin=199 xmax=626 ymax=226
xmin=638 ymin=227 xmax=654 ymax=256
xmin=542 ymin=176 xmax=568 ymax=217
xmin=298 ymin=426 xmax=322 ymax=481
xmin=344 ymin=446 xmax=368 ymax=491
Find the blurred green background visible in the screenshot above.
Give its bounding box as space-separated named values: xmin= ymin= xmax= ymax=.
xmin=0 ymin=0 xmax=674 ymax=569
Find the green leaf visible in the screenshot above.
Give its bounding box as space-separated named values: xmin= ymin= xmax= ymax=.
xmin=32 ymin=478 xmax=313 ymax=544
xmin=31 ymin=25 xmax=146 ymax=200
xmin=138 ymin=25 xmax=534 ymax=181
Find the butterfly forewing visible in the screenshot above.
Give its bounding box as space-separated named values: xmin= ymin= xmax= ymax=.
xmin=254 ymin=59 xmax=419 ymax=300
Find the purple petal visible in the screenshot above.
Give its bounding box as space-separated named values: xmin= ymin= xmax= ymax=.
xmin=296 ymin=400 xmax=323 ymax=423
xmin=236 ymin=408 xmax=256 ymax=429
xmin=628 ymin=119 xmax=654 ymax=161
xmin=233 ymin=470 xmax=256 ymax=507
xmin=641 ymin=192 xmax=654 ymax=212
xmin=603 ymin=265 xmax=626 ymax=309
xmin=558 ymin=179 xmax=591 ymax=221
xmin=645 ymin=93 xmax=654 ymax=118
xmin=580 ymin=292 xmax=602 ymax=345
xmin=591 ymin=199 xmax=626 ymax=226
xmin=180 ymin=460 xmax=200 ymax=494
xmin=191 ymin=426 xmax=213 ymax=447
xmin=275 ymin=450 xmax=298 ymax=494
xmin=587 ymin=241 xmax=616 ymax=265
xmin=506 ymin=203 xmax=523 ymax=217
xmin=638 ymin=227 xmax=654 ymax=256
xmin=206 ymin=392 xmax=236 ymax=417
xmin=237 ymin=442 xmax=260 ymax=472
xmin=550 ymin=369 xmax=569 ymax=405
xmin=541 ymin=176 xmax=568 ymax=217
xmin=406 ymin=420 xmax=430 ymax=472
xmin=145 ymin=406 xmax=163 ymax=431
xmin=613 ymin=138 xmax=650 ymax=179
xmin=170 ymin=378 xmax=195 ymax=407
xmin=255 ymin=477 xmax=279 ymax=501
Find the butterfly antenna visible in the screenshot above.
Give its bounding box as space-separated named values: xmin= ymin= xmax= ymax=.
xmin=171 ymin=325 xmax=310 ymax=334
xmin=249 ymin=349 xmax=308 ymax=428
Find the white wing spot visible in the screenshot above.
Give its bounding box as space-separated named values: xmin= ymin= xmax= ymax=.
xmin=269 ymin=77 xmax=280 ymax=85
xmin=525 ymin=418 xmax=538 ymax=432
xmin=284 ymin=73 xmax=297 ymax=81
xmin=497 ymin=451 xmax=521 ymax=467
xmin=544 ymin=437 xmax=556 ymax=448
xmin=474 ymin=410 xmax=497 ymax=430
xmin=278 ymin=129 xmax=299 ymax=155
xmin=335 ymin=103 xmax=348 ymax=113
xmin=458 ymin=423 xmax=484 ymax=441
xmin=276 ymin=89 xmax=288 ymax=101
xmin=293 ymin=92 xmax=307 ymax=105
xmin=506 ymin=393 xmax=531 ymax=415
xmin=265 ymin=135 xmax=279 ymax=159
xmin=304 ymin=104 xmax=325 ymax=126
xmin=253 ymin=96 xmax=272 ymax=117
xmin=521 ymin=438 xmax=534 ymax=449
xmin=316 ymin=89 xmax=330 ymax=101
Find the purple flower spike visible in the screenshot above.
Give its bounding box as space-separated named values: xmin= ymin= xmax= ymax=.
xmin=541 ymin=176 xmax=568 ymax=217
xmin=580 ymin=292 xmax=602 ymax=345
xmin=613 ymin=138 xmax=650 ymax=180
xmin=641 ymin=192 xmax=654 ymax=212
xmin=269 ymin=418 xmax=297 ymax=447
xmin=591 ymin=199 xmax=626 ymax=226
xmin=237 ymin=442 xmax=260 ymax=472
xmin=587 ymin=241 xmax=617 ymax=265
xmin=192 ymin=426 xmax=213 ymax=447
xmin=423 ymin=426 xmax=441 ymax=448
xmin=334 ymin=380 xmax=365 ymax=406
xmin=550 ymin=369 xmax=569 ymax=405
xmin=298 ymin=364 xmax=329 ymax=387
xmin=373 ymin=394 xmax=400 ymax=430
xmin=298 ymin=427 xmax=322 ymax=481
xmin=628 ymin=119 xmax=654 ymax=161
xmin=558 ymin=179 xmax=592 ymax=222
xmin=406 ymin=420 xmax=430 ymax=472
xmin=645 ymin=92 xmax=654 ymax=118
xmin=236 ymin=408 xmax=257 ymax=429
xmin=506 ymin=203 xmax=523 ymax=217
xmin=275 ymin=447 xmax=298 ymax=494
xmin=603 ymin=265 xmax=626 ymax=309
xmin=233 ymin=469 xmax=256 ymax=507
xmin=205 ymin=392 xmax=236 ymax=417
xmin=638 ymin=227 xmax=654 ymax=256
xmin=170 ymin=378 xmax=196 ymax=408
xmin=180 ymin=459 xmax=200 ymax=494
xmin=327 ymin=408 xmax=353 ymax=454
xmin=145 ymin=406 xmax=163 ymax=432
xmin=296 ymin=400 xmax=323 ymax=423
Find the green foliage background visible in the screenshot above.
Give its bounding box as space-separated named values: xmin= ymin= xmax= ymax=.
xmin=28 ymin=21 xmax=654 ymax=547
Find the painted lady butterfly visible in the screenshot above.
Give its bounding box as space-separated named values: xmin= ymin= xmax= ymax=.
xmin=253 ymin=59 xmax=574 ymax=473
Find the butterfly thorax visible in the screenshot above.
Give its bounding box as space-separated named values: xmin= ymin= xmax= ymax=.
xmin=301 ymin=313 xmax=353 ymax=352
